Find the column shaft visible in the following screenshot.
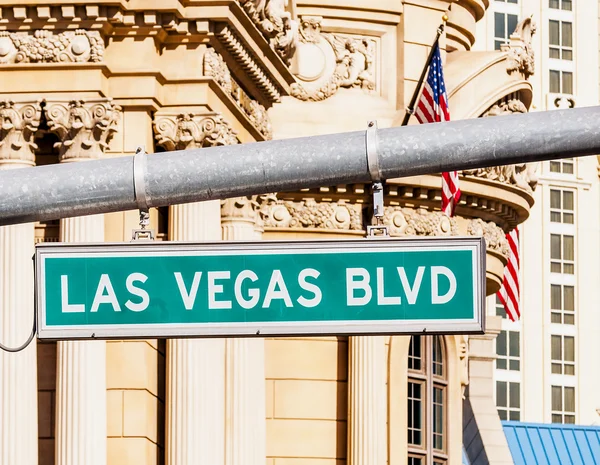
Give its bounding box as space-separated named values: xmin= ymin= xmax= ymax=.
xmin=0 ymin=219 xmax=37 ymax=465
xmin=167 ymin=200 xmax=226 ymax=465
xmin=56 ymin=215 xmax=106 ymax=465
xmin=348 ymin=336 xmax=386 ymax=465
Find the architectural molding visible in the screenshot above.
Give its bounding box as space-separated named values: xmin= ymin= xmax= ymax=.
xmin=466 ymin=218 xmax=510 ymax=260
xmin=261 ymin=198 xmax=363 ymax=231
xmin=236 ymin=0 xmax=298 ymax=66
xmin=382 ymin=207 xmax=459 ymax=237
xmin=290 ymin=17 xmax=376 ymax=102
xmin=154 ymin=112 xmax=239 ymax=150
xmin=203 ymin=48 xmax=273 ymax=140
xmin=214 ymin=24 xmax=283 ymax=103
xmin=44 ymin=99 xmax=121 ymax=162
xmin=0 ymin=29 xmax=103 ymax=64
xmin=0 ymin=100 xmax=42 ymax=165
xmin=503 ymin=16 xmax=536 ymax=79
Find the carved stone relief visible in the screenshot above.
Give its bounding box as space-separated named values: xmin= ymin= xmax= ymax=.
xmin=290 ymin=17 xmax=376 ymax=101
xmin=464 ymin=98 xmax=538 ymax=192
xmin=236 ymin=0 xmax=298 ymax=65
xmin=44 ymin=99 xmax=121 ymax=161
xmin=503 ymin=16 xmax=536 ymax=79
xmin=203 ymin=48 xmax=273 ymax=140
xmin=382 ymin=207 xmax=458 ymax=237
xmin=260 ymin=198 xmax=363 ymax=230
xmin=0 ymin=100 xmax=42 ymax=165
xmin=467 ymin=219 xmax=509 ymax=260
xmin=154 ymin=113 xmax=238 ymax=151
xmin=0 ymin=29 xmax=104 ymax=64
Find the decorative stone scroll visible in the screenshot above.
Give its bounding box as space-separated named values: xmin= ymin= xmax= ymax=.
xmin=203 ymin=48 xmax=273 ymax=140
xmin=503 ymin=16 xmax=536 ymax=79
xmin=0 ymin=29 xmax=104 ymax=64
xmin=236 ymin=0 xmax=299 ymax=65
xmin=260 ymin=198 xmax=363 ymax=231
xmin=467 ymin=219 xmax=509 ymax=260
xmin=45 ymin=99 xmax=121 ymax=162
xmin=0 ymin=100 xmax=42 ymax=165
xmin=154 ymin=113 xmax=239 ymax=150
xmin=382 ymin=207 xmax=458 ymax=237
xmin=290 ymin=17 xmax=375 ymax=101
xmin=464 ymin=98 xmax=538 ymax=192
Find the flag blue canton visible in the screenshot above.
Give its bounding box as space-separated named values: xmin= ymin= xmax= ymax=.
xmin=426 ymin=44 xmax=447 ymax=107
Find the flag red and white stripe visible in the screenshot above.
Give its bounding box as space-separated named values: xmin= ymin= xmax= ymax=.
xmin=497 ymin=227 xmax=520 ymax=321
xmin=414 ymin=43 xmax=461 ymax=216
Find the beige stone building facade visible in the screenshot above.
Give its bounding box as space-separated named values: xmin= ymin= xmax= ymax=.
xmin=0 ymin=1 xmax=546 ymax=465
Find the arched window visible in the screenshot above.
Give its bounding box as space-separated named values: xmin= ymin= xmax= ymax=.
xmin=408 ymin=335 xmax=448 ymax=465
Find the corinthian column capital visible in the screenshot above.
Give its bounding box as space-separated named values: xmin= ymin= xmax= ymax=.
xmin=0 ymin=100 xmax=42 ymax=166
xmin=153 ymin=112 xmax=238 ymax=151
xmin=44 ymin=98 xmax=121 ymax=162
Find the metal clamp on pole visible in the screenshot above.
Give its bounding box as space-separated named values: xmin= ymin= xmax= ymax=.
xmin=365 ymin=120 xmax=389 ymax=238
xmin=131 ymin=146 xmax=155 ymax=241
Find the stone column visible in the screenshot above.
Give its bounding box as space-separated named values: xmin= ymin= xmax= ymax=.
xmin=347 ymin=336 xmax=386 ymax=465
xmin=0 ymin=100 xmax=42 ymax=465
xmin=46 ymin=99 xmax=121 ymax=465
xmin=221 ymin=196 xmax=267 ymax=465
xmin=154 ymin=112 xmax=237 ymax=464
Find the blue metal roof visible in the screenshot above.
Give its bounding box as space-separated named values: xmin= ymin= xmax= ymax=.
xmin=502 ymin=421 xmax=600 ymax=465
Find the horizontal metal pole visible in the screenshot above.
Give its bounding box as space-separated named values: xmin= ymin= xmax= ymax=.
xmin=0 ymin=106 xmax=599 ymax=226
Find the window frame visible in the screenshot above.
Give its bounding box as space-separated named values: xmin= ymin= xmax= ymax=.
xmin=549 ymin=19 xmax=573 ymax=61
xmin=550 ymin=188 xmax=575 ymax=224
xmin=494 ymin=11 xmax=519 ymax=50
xmin=551 ymin=334 xmax=575 ymax=375
xmin=549 ymin=69 xmax=574 ymax=95
xmin=496 ymin=330 xmax=521 ymax=371
xmin=551 ymin=385 xmax=576 ymax=423
xmin=550 ymin=233 xmax=575 ymax=274
xmin=550 ymin=283 xmax=575 ymax=324
xmin=496 ymin=380 xmax=521 ymax=421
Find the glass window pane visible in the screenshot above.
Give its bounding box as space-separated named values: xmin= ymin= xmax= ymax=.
xmin=563 ymin=191 xmax=574 ymax=210
xmin=498 ymin=409 xmax=508 ymax=420
xmin=565 ymin=314 xmax=575 ymax=325
xmin=507 ymin=15 xmax=518 ymax=37
xmin=509 ymin=331 xmax=520 ymax=357
xmin=564 ymin=387 xmax=575 ymax=412
xmin=551 ymin=234 xmax=561 ymax=259
xmin=565 ymin=365 xmax=575 ymax=375
xmin=550 ymin=0 xmax=559 ymax=7
xmin=562 ymin=22 xmax=573 ymax=47
xmin=564 ymin=286 xmax=574 ymax=311
xmin=551 ymin=285 xmax=562 ymax=309
xmin=497 ymin=381 xmax=508 ymax=407
xmin=552 ymin=362 xmax=562 ymax=374
xmin=563 ymin=235 xmax=574 ymax=261
xmin=564 ymin=336 xmax=575 ymax=362
xmin=551 ymin=335 xmax=562 ymax=360
xmin=552 ymin=386 xmax=562 ymax=410
xmin=509 ymin=382 xmax=520 ymax=408
xmin=563 ymin=212 xmax=574 ymax=224
xmin=563 ymin=160 xmax=574 ymax=174
xmin=497 ymin=358 xmax=507 ymax=370
xmin=433 ymin=336 xmax=444 ymax=377
xmin=551 ymin=312 xmax=562 ymax=323
xmin=550 ymin=189 xmax=561 ymax=209
xmin=409 ymin=336 xmax=422 ymax=371
xmin=551 ymin=211 xmax=562 ymax=222
xmin=549 ymin=20 xmax=560 ymax=45
xmin=409 ymin=457 xmax=423 ymax=465
xmin=562 ymin=0 xmax=572 ymax=10
xmin=509 ymin=410 xmax=520 ymax=421
xmin=497 ymin=331 xmax=507 ymax=356
xmin=552 ymin=414 xmax=563 ymax=423
xmin=549 ymin=48 xmax=561 ymax=59
xmin=562 ymin=72 xmax=573 ymax=94
xmin=494 ymin=40 xmax=504 ymax=51
xmin=565 ymin=415 xmax=576 ymax=424
xmin=509 ymin=359 xmax=520 ymax=371
xmin=562 ymin=49 xmax=573 ymax=61
xmin=495 ymin=13 xmax=506 ymax=39
xmin=550 ymin=160 xmax=561 ymax=172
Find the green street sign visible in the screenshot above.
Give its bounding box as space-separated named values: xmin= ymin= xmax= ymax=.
xmin=34 ymin=237 xmax=486 ymax=340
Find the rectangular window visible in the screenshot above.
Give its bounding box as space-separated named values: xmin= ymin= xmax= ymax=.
xmin=551 ymin=284 xmax=575 ymax=324
xmin=496 ymin=381 xmax=521 ymax=421
xmin=433 ymin=387 xmax=444 ymax=451
xmin=550 ymin=189 xmax=574 ymax=223
xmin=494 ymin=12 xmax=519 ymax=50
xmin=408 ymin=382 xmax=424 ymax=446
xmin=496 ymin=330 xmax=521 ymax=371
xmin=550 ymin=0 xmax=572 ymax=10
xmin=550 ymin=158 xmax=575 ymax=174
xmin=552 ymin=385 xmax=576 ymax=423
xmin=551 ymin=335 xmax=575 ymax=375
xmin=549 ymin=70 xmax=574 ymax=94
xmin=549 ymin=20 xmax=573 ymax=60
xmin=550 ymin=234 xmax=575 ymax=274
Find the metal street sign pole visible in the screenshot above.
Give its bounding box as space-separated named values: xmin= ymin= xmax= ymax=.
xmin=0 ymin=106 xmax=599 ymax=226
xmin=34 ymin=237 xmax=486 ymax=340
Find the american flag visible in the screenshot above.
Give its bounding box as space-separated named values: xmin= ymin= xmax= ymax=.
xmin=414 ymin=43 xmax=461 ymax=216
xmin=497 ymin=227 xmax=520 ymax=321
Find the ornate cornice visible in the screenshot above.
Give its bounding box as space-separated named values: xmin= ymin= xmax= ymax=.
xmin=203 ymin=48 xmax=273 ymax=140
xmin=0 ymin=30 xmax=103 ymax=64
xmin=0 ymin=100 xmax=42 ymax=166
xmin=154 ymin=112 xmax=238 ymax=151
xmin=467 ymin=219 xmax=510 ymax=260
xmin=261 ymin=199 xmax=363 ymax=231
xmin=290 ymin=17 xmax=376 ymax=102
xmin=382 ymin=207 xmax=459 ymax=237
xmin=45 ymin=99 xmax=121 ymax=162
xmin=214 ymin=24 xmax=283 ymax=103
